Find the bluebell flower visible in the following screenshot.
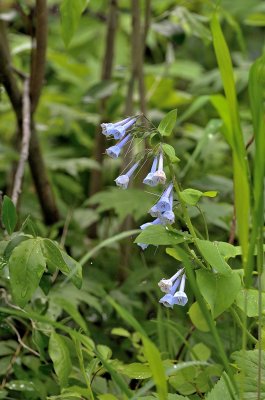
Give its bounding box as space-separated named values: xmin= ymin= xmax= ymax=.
xmin=158 ymin=268 xmax=184 ymax=293
xmin=156 ymin=183 xmax=173 ymax=212
xmin=173 ymin=274 xmax=188 ymax=306
xmin=138 ymin=218 xmax=162 ymax=250
xmin=101 ymin=117 xmax=136 ymax=139
xmin=149 ymin=204 xmax=161 ymax=218
xmin=159 ymin=270 xmax=188 ymax=308
xmin=153 ymin=152 xmax=166 ymax=185
xmin=160 ymin=192 xmax=175 ymax=225
xmin=159 ymin=278 xmax=181 ymax=308
xmin=106 ymin=133 xmax=132 ymax=159
xmin=115 ymin=161 xmax=139 ymax=189
xmin=143 ymin=156 xmax=158 ymax=186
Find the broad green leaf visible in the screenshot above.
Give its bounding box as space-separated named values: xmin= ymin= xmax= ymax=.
xmin=166 ymin=247 xmax=183 ymax=261
xmin=215 ymin=241 xmax=241 ymax=260
xmin=118 ymin=363 xmax=152 ymax=379
xmin=232 ymin=350 xmax=265 ymax=399
xmin=188 ymin=302 xmax=209 ymax=332
xmin=49 ymin=332 xmax=72 ymax=388
xmin=9 ymin=238 xmax=46 ymax=307
xmin=88 ymin=188 xmax=155 ymax=222
xmin=158 ymin=109 xmax=177 ymax=137
xmin=179 ymin=189 xmax=217 ymax=206
xmin=5 ymin=380 xmax=35 ymax=392
xmin=135 ymin=225 xmax=187 ymax=246
xmin=206 ymin=374 xmax=235 ymax=399
xmin=235 ymin=289 xmax=265 ymax=317
xmin=42 ymin=239 xmax=82 ymax=289
xmin=162 ymin=143 xmax=180 ymax=163
xmin=196 ymin=240 xmax=231 ymax=275
xmin=60 ymin=0 xmax=86 ymax=47
xmin=142 ymin=337 xmax=168 ymax=400
xmin=3 ymin=234 xmax=30 ymax=260
xmin=196 ymin=270 xmax=241 ymax=318
xmin=191 ymin=343 xmax=211 ymax=361
xmin=2 ymin=196 xmax=17 ymax=235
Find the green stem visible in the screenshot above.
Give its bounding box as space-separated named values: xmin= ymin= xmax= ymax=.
xmin=230 ymin=307 xmax=257 ymax=345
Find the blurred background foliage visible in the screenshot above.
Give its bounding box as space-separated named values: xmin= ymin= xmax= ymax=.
xmin=0 ymin=0 xmax=264 ymax=398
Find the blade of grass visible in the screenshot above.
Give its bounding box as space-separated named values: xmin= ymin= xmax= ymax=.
xmin=211 ymin=14 xmax=250 ymax=266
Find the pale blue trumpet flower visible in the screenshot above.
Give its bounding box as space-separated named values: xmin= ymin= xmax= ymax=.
xmin=149 ymin=204 xmax=161 ymax=218
xmin=101 ymin=117 xmax=136 ymax=139
xmin=159 ymin=272 xmax=188 ymax=308
xmin=156 ymin=183 xmax=173 ymax=213
xmin=106 ymin=133 xmax=132 ymax=159
xmin=115 ymin=161 xmax=139 ymax=189
xmin=159 ymin=278 xmax=181 ymax=308
xmin=158 ymin=268 xmax=184 ymax=293
xmin=160 ymin=192 xmax=175 ymax=225
xmin=143 ymin=156 xmax=158 ymax=186
xmin=173 ymin=274 xmax=188 ymax=306
xmin=152 ymin=152 xmax=166 ymax=185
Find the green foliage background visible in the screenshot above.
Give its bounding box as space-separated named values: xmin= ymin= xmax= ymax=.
xmin=0 ymin=0 xmax=264 ymax=399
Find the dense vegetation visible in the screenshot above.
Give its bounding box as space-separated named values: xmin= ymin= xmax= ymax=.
xmin=0 ymin=0 xmax=265 ymax=399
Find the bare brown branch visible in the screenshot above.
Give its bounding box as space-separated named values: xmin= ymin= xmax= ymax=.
xmin=30 ymin=0 xmax=48 ymax=113
xmin=11 ymin=79 xmax=31 ymax=207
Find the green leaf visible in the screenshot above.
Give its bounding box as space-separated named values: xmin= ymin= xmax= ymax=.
xmin=142 ymin=337 xmax=168 ymax=400
xmin=2 ymin=196 xmax=17 ymax=235
xmin=179 ymin=189 xmax=217 ymax=206
xmin=60 ymin=0 xmax=86 ymax=47
xmin=232 ymin=350 xmax=265 ymax=399
xmin=196 ymin=240 xmax=231 ymax=275
xmin=196 ymin=270 xmax=241 ymax=318
xmin=158 ymin=109 xmax=177 ymax=137
xmin=3 ymin=234 xmax=30 ymax=261
xmin=188 ymin=302 xmax=210 ymax=332
xmin=118 ymin=363 xmax=152 ymax=379
xmin=88 ymin=188 xmax=155 ymax=222
xmin=49 ymin=332 xmax=72 ymax=388
xmin=134 ymin=225 xmax=187 ymax=246
xmin=191 ymin=343 xmax=211 ymax=361
xmin=111 ymin=327 xmax=131 ymax=337
xmin=41 ymin=239 xmax=82 ymax=289
xmin=9 ymin=238 xmax=46 ymax=307
xmin=162 ymin=144 xmax=180 ymax=163
xmin=235 ymin=289 xmax=265 ymax=317
xmin=206 ymin=374 xmax=235 ymax=400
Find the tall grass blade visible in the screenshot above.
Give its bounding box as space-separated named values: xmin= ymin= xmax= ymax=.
xmin=211 ymin=14 xmax=250 ymax=265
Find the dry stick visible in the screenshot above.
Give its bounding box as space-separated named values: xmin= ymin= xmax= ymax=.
xmin=27 ymin=0 xmax=59 ymax=225
xmin=0 ymin=12 xmax=59 ymax=225
xmin=11 ymin=79 xmax=31 ymax=207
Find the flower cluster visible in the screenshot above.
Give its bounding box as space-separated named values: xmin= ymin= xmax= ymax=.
xmin=158 ymin=269 xmax=188 ymax=308
xmin=101 ymin=115 xmax=188 ymax=308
